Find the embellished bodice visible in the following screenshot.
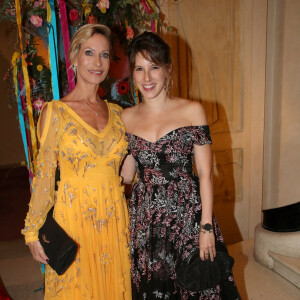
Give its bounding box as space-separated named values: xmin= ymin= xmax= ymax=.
xmin=127 ymin=126 xmax=212 ymax=184
xmin=56 ymin=101 xmax=127 ymax=179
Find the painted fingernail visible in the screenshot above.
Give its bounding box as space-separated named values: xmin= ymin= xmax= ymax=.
xmin=46 ymin=259 xmax=49 ymax=263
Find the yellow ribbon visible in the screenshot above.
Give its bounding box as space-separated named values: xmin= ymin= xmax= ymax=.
xmin=15 ymin=0 xmax=37 ymax=173
xmin=11 ymin=51 xmax=20 ymax=105
xmin=82 ymin=0 xmax=92 ymax=16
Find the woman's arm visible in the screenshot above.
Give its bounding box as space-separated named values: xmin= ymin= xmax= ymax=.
xmin=121 ymin=154 xmax=136 ymax=184
xmin=120 ymin=108 xmax=137 ymax=184
xmin=194 ymin=143 xmax=216 ymax=259
xmin=188 ymin=100 xmax=216 ymax=262
xmin=22 ymin=102 xmax=59 ymax=264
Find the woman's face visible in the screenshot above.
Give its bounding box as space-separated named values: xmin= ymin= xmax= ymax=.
xmin=133 ymin=52 xmax=167 ymax=100
xmin=74 ymin=34 xmax=110 ymax=86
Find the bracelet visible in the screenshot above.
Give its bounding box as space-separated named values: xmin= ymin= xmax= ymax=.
xmin=200 ymin=223 xmax=213 ymax=233
xmin=200 ymin=229 xmax=213 ymax=234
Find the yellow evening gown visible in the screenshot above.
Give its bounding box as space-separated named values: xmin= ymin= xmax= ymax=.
xmin=22 ymin=100 xmax=132 ymax=299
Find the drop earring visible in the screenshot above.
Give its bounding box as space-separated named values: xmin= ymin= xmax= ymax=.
xmin=73 ymin=65 xmax=77 ymax=77
xmin=164 ymin=77 xmax=169 ymax=93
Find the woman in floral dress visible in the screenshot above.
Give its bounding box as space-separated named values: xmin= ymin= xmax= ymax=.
xmin=22 ymin=24 xmax=131 ymax=299
xmin=121 ymin=32 xmax=240 ymax=299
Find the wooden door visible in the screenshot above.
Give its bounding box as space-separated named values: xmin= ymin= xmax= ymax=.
xmin=160 ymin=0 xmax=267 ymax=244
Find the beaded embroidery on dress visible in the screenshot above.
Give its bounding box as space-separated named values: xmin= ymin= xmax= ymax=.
xmin=127 ymin=126 xmax=240 ymax=300
xmin=22 ymin=100 xmax=131 ymax=299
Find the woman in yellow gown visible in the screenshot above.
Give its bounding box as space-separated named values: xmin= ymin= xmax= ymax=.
xmin=22 ymin=24 xmax=131 ymax=299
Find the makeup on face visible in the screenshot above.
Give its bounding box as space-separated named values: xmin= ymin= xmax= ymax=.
xmin=133 ymin=52 xmax=167 ymax=100
xmin=75 ymin=34 xmax=110 ymax=85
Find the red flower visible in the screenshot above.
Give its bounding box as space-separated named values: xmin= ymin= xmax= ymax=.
xmin=126 ymin=27 xmax=134 ymax=40
xmin=69 ymin=9 xmax=79 ymax=22
xmin=88 ymin=15 xmax=98 ymax=24
xmin=97 ymin=87 xmax=106 ymax=98
xmin=116 ymin=80 xmax=129 ymax=95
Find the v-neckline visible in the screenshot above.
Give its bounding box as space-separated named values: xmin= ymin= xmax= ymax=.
xmin=57 ymin=100 xmax=111 ymax=136
xmin=126 ymin=125 xmax=208 ymax=144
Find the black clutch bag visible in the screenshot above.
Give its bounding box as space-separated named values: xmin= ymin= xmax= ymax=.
xmin=176 ymin=241 xmax=234 ymax=292
xmin=38 ymin=207 xmax=78 ymax=275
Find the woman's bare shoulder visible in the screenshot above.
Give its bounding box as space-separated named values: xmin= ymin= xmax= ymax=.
xmin=171 ymin=97 xmax=208 ymax=125
xmin=59 ymin=95 xmax=79 ymax=105
xmin=121 ymin=105 xmax=139 ymax=121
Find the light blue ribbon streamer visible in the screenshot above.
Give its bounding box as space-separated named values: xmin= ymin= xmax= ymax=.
xmin=48 ymin=0 xmax=60 ymax=100
xmin=41 ymin=263 xmax=45 ymax=274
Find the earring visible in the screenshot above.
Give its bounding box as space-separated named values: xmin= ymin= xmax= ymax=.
xmin=164 ymin=77 xmax=169 ymax=92
xmin=73 ymin=65 xmax=77 ymax=77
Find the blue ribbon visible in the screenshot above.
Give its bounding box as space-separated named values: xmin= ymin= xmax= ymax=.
xmin=48 ymin=0 xmax=60 ymax=100
xmin=41 ymin=263 xmax=45 ymax=274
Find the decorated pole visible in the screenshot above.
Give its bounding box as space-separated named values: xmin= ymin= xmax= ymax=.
xmin=14 ymin=0 xmax=37 ymax=175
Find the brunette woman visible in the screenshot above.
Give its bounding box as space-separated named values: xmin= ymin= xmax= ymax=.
xmin=121 ymin=32 xmax=240 ymax=299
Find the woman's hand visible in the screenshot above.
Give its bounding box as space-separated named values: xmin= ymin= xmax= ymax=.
xmin=199 ymin=230 xmax=216 ymax=262
xmin=28 ymin=240 xmax=48 ymax=264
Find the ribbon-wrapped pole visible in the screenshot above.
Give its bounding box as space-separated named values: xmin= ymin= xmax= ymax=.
xmin=12 ymin=53 xmax=33 ymax=181
xmin=14 ymin=0 xmax=37 ymax=172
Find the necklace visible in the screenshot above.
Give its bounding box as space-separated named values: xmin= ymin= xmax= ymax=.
xmin=84 ymin=99 xmax=100 ymax=117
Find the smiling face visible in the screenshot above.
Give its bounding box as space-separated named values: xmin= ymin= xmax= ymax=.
xmin=133 ymin=52 xmax=169 ymax=100
xmin=74 ymin=33 xmax=110 ymax=86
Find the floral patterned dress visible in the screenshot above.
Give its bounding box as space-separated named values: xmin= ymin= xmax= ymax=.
xmin=126 ymin=126 xmax=240 ymax=300
xmin=22 ymin=100 xmax=131 ymax=299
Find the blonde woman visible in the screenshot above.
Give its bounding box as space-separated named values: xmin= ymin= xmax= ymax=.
xmin=22 ymin=24 xmax=131 ymax=299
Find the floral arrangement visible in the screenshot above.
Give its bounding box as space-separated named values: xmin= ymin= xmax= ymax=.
xmin=111 ymin=78 xmax=131 ymax=107
xmin=0 ymin=0 xmax=172 ymax=179
xmin=0 ymin=0 xmax=166 ymax=109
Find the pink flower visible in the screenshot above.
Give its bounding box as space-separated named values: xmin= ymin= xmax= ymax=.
xmin=30 ymin=15 xmax=43 ymax=27
xmin=33 ymin=98 xmax=45 ymax=111
xmin=126 ymin=27 xmax=134 ymax=40
xmin=69 ymin=9 xmax=79 ymax=22
xmin=97 ymin=0 xmax=110 ymax=13
xmin=33 ymin=0 xmax=46 ymax=9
